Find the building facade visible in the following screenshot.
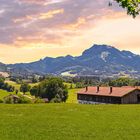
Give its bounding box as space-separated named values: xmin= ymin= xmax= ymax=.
xmin=77 ymin=86 xmax=140 ymax=104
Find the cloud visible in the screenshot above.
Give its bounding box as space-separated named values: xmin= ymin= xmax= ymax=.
xmin=0 ymin=9 xmax=5 ymax=16
xmin=13 ymin=9 xmax=64 ymax=24
xmin=0 ymin=0 xmax=140 ymax=63
xmin=39 ymin=9 xmax=64 ymax=19
xmin=44 ymin=0 xmax=67 ymax=5
xmin=19 ymin=0 xmax=67 ymax=5
xmin=0 ymin=0 xmax=125 ymax=52
xmin=19 ymin=0 xmax=46 ymax=5
xmin=0 ymin=0 xmax=124 ymax=46
xmin=63 ymin=17 xmax=86 ymax=30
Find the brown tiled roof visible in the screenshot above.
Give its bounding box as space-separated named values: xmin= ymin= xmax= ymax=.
xmin=77 ymin=86 xmax=139 ymax=97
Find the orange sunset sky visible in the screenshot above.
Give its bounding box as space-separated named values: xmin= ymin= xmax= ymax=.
xmin=0 ymin=0 xmax=140 ymax=64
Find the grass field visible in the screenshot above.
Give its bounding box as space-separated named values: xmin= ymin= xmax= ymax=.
xmin=2 ymin=81 xmax=140 ymax=140
xmin=0 ymin=104 xmax=140 ymax=140
xmin=4 ymin=80 xmax=39 ymax=97
xmin=5 ymin=80 xmax=39 ymax=90
xmin=66 ymin=89 xmax=79 ymax=103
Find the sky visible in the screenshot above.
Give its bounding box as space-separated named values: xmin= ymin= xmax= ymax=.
xmin=0 ymin=0 xmax=140 ymax=64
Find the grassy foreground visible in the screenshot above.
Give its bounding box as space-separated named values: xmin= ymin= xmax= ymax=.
xmin=0 ymin=104 xmax=140 ymax=140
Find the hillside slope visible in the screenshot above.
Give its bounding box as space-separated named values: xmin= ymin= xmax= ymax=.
xmin=0 ymin=62 xmax=7 ymax=72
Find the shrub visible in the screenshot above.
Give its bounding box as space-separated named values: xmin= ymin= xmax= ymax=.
xmin=3 ymin=95 xmax=33 ymax=104
xmin=0 ymin=99 xmax=3 ymax=103
xmin=34 ymin=98 xmax=45 ymax=104
xmin=3 ymin=96 xmax=14 ymax=104
xmin=0 ymin=78 xmax=15 ymax=92
xmin=50 ymin=98 xmax=62 ymax=103
xmin=18 ymin=95 xmax=33 ymax=104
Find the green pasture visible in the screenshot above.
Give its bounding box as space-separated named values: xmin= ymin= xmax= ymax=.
xmin=0 ymin=104 xmax=140 ymax=140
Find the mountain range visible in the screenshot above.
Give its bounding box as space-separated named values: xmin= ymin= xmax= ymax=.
xmin=1 ymin=44 xmax=140 ymax=78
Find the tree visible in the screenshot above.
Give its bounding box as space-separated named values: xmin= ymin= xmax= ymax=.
xmin=113 ymin=0 xmax=140 ymax=17
xmin=0 ymin=78 xmax=4 ymax=88
xmin=76 ymin=82 xmax=85 ymax=88
xmin=134 ymin=80 xmax=140 ymax=86
xmin=30 ymin=77 xmax=68 ymax=102
xmin=32 ymin=76 xmax=38 ymax=83
xmin=15 ymin=89 xmax=19 ymax=95
xmin=20 ymin=83 xmax=31 ymax=94
xmin=0 ymin=78 xmax=15 ymax=92
xmin=108 ymin=77 xmax=137 ymax=87
xmin=70 ymin=83 xmax=73 ymax=89
xmin=30 ymin=86 xmax=39 ymax=97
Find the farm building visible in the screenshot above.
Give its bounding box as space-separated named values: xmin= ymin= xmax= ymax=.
xmin=77 ymin=86 xmax=140 ymax=104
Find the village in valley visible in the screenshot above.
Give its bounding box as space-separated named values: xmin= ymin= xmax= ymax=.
xmin=0 ymin=71 xmax=140 ymax=104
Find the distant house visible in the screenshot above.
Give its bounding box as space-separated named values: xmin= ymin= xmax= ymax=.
xmin=77 ymin=86 xmax=140 ymax=104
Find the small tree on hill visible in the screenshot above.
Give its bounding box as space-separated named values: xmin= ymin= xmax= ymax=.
xmin=20 ymin=83 xmax=31 ymax=95
xmin=0 ymin=78 xmax=4 ymax=88
xmin=30 ymin=86 xmax=39 ymax=97
xmin=15 ymin=89 xmax=19 ymax=95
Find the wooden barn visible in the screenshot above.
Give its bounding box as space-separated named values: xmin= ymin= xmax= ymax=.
xmin=77 ymin=86 xmax=140 ymax=104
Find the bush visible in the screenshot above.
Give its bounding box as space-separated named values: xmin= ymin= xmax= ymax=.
xmin=34 ymin=98 xmax=45 ymax=103
xmin=0 ymin=99 xmax=3 ymax=103
xmin=0 ymin=78 xmax=15 ymax=92
xmin=3 ymin=96 xmax=14 ymax=104
xmin=50 ymin=98 xmax=62 ymax=103
xmin=3 ymin=95 xmax=33 ymax=104
xmin=18 ymin=95 xmax=33 ymax=104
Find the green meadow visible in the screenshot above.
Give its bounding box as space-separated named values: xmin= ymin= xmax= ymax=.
xmin=0 ymin=104 xmax=140 ymax=140
xmin=1 ymin=81 xmax=140 ymax=140
xmin=66 ymin=88 xmax=79 ymax=103
xmin=5 ymin=80 xmax=39 ymax=90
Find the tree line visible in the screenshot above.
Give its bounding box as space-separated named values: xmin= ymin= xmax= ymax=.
xmin=64 ymin=76 xmax=140 ymax=88
xmin=0 ymin=78 xmax=15 ymax=92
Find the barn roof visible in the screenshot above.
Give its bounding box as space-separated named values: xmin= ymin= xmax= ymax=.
xmin=77 ymin=86 xmax=139 ymax=97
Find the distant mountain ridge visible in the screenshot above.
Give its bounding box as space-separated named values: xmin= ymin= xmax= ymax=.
xmin=1 ymin=44 xmax=140 ymax=78
xmin=0 ymin=62 xmax=7 ymax=72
